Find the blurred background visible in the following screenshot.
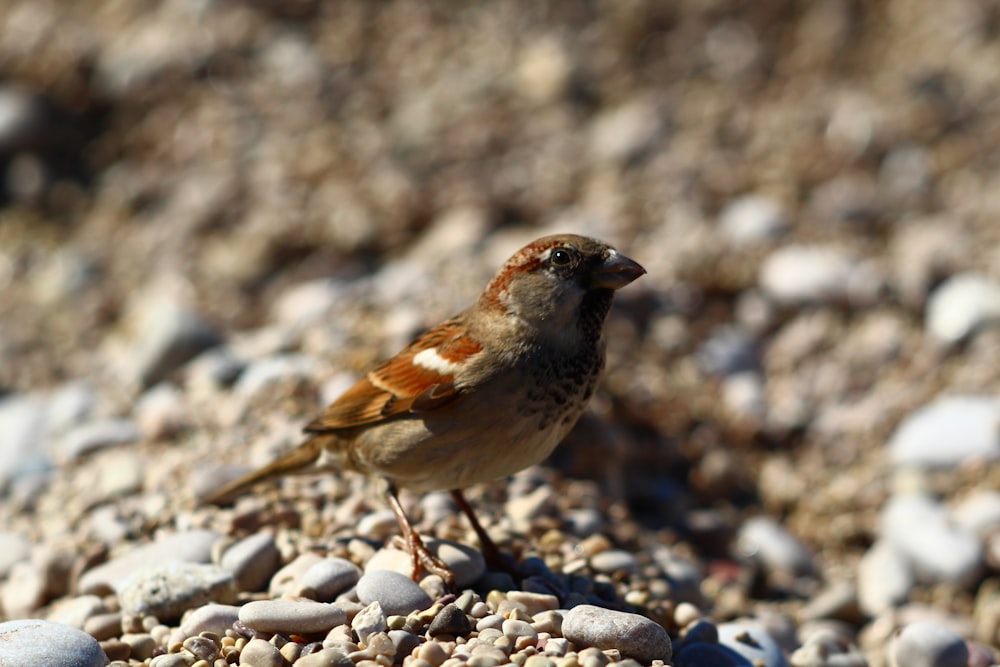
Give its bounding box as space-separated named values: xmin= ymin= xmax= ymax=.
xmin=1 ymin=0 xmax=999 ymax=658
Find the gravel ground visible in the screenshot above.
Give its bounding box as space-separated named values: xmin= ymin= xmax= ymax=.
xmin=1 ymin=1 xmax=999 ymax=666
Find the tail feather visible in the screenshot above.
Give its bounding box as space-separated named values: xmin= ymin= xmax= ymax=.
xmin=201 ymin=436 xmax=328 ymax=505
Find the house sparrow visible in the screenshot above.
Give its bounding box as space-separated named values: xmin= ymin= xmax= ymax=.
xmin=204 ymin=234 xmax=645 ymax=584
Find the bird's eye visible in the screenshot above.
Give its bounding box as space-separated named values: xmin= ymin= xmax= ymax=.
xmin=550 ymin=248 xmax=573 ymax=266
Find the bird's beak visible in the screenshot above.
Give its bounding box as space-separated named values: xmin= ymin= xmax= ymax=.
xmin=590 ymin=250 xmax=646 ymax=290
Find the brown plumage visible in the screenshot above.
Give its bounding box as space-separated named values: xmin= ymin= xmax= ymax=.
xmin=203 ymin=234 xmax=645 ymax=584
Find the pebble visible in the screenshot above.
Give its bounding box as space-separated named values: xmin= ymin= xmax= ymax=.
xmin=117 ymin=562 xmax=237 ymax=620
xmin=428 ymin=603 xmax=472 ymax=637
xmin=179 ymin=603 xmax=241 ymax=637
xmin=220 ymin=532 xmax=282 ymax=592
xmin=561 ymin=604 xmax=672 ymax=664
xmin=356 ymin=569 xmax=433 ymax=616
xmin=589 ymin=549 xmax=639 ymax=576
xmin=352 ymin=601 xmax=388 ymax=643
xmin=697 ymin=326 xmax=761 ymax=377
xmin=239 ymin=599 xmax=347 ymax=635
xmin=880 ymin=493 xmax=983 ymax=586
xmin=717 ymin=621 xmax=789 ymax=667
xmin=96 ymin=451 xmax=145 ymax=499
xmin=889 ymin=621 xmax=969 ymax=667
xmin=857 ymin=540 xmax=913 ymax=616
xmin=234 ymin=354 xmax=316 ymax=399
xmin=736 ymin=516 xmax=815 ymax=576
xmin=506 ymin=591 xmax=559 ymax=616
xmin=925 ymin=273 xmax=1000 ymax=344
xmin=45 ymin=593 xmax=105 ymax=629
xmin=952 ymin=491 xmax=1000 ymax=537
xmin=887 ymin=396 xmax=1000 ymax=468
xmin=135 ymin=383 xmax=188 ymax=439
xmin=589 ymin=97 xmax=662 ymax=163
xmin=790 ymin=628 xmax=867 ymax=667
xmin=759 ymin=245 xmax=858 ymax=304
xmin=0 ymin=394 xmax=53 ymax=489
xmin=1 ymin=560 xmax=47 ymax=617
xmin=239 ymin=637 xmax=286 ymax=667
xmin=718 ymin=194 xmax=789 ymax=244
xmin=298 ymin=557 xmax=363 ymax=601
xmin=297 ymin=648 xmax=353 ymax=667
xmin=0 ymin=531 xmax=30 ymax=578
xmin=57 ymin=418 xmax=140 ymax=462
xmin=0 ymin=619 xmax=109 ymax=667
xmin=78 ymin=529 xmax=220 ymax=595
xmin=269 ymin=552 xmax=325 ymax=597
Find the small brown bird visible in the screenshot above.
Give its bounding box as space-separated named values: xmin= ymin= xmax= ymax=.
xmin=204 ymin=234 xmax=645 ymax=584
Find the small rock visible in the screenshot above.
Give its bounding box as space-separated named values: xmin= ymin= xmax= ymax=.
xmin=952 ymin=491 xmax=1000 ymax=537
xmin=179 ymin=603 xmax=241 ymax=637
xmin=58 ymin=419 xmax=140 ymax=462
xmin=96 ymin=451 xmax=144 ymax=499
xmin=352 ymin=601 xmax=387 ymax=644
xmin=118 ymin=562 xmax=237 ymax=620
xmin=0 ymin=619 xmax=109 ymax=667
xmin=888 ymin=396 xmax=1000 ymax=468
xmin=389 ymin=629 xmax=421 ymax=663
xmin=562 ymin=604 xmax=672 ymax=664
xmin=857 ymin=540 xmax=914 ymax=616
xmin=135 ymin=383 xmax=189 ymax=439
xmin=759 ymin=245 xmax=858 ymax=304
xmin=298 ymin=557 xmax=363 ymax=602
xmin=589 ymin=98 xmax=662 ymax=163
xmin=881 ymin=493 xmax=983 ymax=586
xmin=719 ymin=194 xmax=789 ymax=244
xmin=890 ymin=621 xmax=969 ymax=667
xmin=427 ymin=603 xmax=472 ymax=637
xmin=220 ymin=532 xmax=281 ymax=592
xmin=697 ymin=326 xmax=761 ymax=377
xmin=239 ymin=637 xmax=287 ymax=667
xmin=239 ymin=599 xmax=347 ymax=635
xmin=0 ymin=531 xmax=30 ymax=578
xmin=78 ymin=529 xmax=220 ymax=595
xmin=269 ymin=552 xmax=324 ymax=597
xmin=790 ymin=628 xmax=866 ymax=667
xmin=45 ymin=594 xmax=105 ymax=629
xmin=1 ymin=560 xmax=47 ymax=617
xmin=926 ymin=273 xmax=1000 ymax=344
xmin=589 ymin=549 xmax=639 ymax=576
xmin=717 ymin=621 xmax=789 ymax=667
xmin=357 ymin=570 xmax=432 ymax=616
xmin=737 ymin=516 xmax=815 ymax=577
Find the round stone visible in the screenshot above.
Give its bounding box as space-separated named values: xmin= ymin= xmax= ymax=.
xmin=0 ymin=619 xmax=109 ymax=667
xmin=238 ymin=599 xmax=347 ymax=634
xmin=118 ymin=562 xmax=237 ymax=620
xmin=220 ymin=532 xmax=281 ymax=593
xmin=561 ymin=604 xmax=672 ymax=664
xmin=297 ymin=557 xmax=362 ymax=602
xmin=357 ymin=569 xmax=432 ymax=616
xmin=888 ymin=396 xmax=1000 ymax=468
xmin=179 ymin=603 xmax=241 ymax=637
xmin=890 ymin=621 xmax=969 ymax=667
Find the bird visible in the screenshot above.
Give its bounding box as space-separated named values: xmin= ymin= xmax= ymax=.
xmin=203 ymin=234 xmax=645 ymax=585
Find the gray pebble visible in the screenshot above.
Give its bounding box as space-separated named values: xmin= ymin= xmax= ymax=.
xmin=427 ymin=539 xmax=486 ymax=587
xmin=759 ymin=245 xmax=858 ymax=304
xmin=78 ymin=529 xmax=220 ymax=595
xmin=717 ymin=621 xmax=789 ymax=667
xmin=857 ymin=540 xmax=913 ymax=616
xmin=790 ymin=628 xmax=867 ymax=667
xmin=179 ymin=603 xmax=241 ymax=637
xmin=118 ymin=562 xmax=237 ymax=620
xmin=58 ymin=418 xmax=140 ymax=462
xmin=269 ymin=551 xmax=324 ymax=597
xmin=389 ymin=629 xmax=421 ymax=661
xmin=220 ymin=532 xmax=281 ymax=592
xmin=737 ymin=516 xmax=815 ymax=576
xmin=589 ymin=549 xmax=639 ymax=575
xmin=562 ymin=604 xmax=672 ymax=664
xmin=881 ymin=493 xmax=983 ymax=586
xmin=890 ymin=621 xmax=969 ymax=667
xmin=149 ymin=653 xmax=196 ymax=667
xmin=84 ymin=611 xmax=124 ymax=641
xmin=239 ymin=599 xmax=347 ymax=635
xmin=298 ymin=557 xmax=362 ymax=601
xmin=0 ymin=619 xmax=109 ymax=667
xmin=719 ymin=194 xmax=789 ymax=244
xmin=697 ymin=326 xmax=761 ymax=377
xmin=357 ymin=569 xmax=432 ymax=616
xmin=925 ymin=273 xmax=1000 ymax=344
xmin=427 ymin=603 xmax=472 ymax=637
xmin=888 ymin=396 xmax=1000 ymax=468
xmin=239 ymin=637 xmax=286 ymax=667
xmin=235 ymin=354 xmax=316 ymax=399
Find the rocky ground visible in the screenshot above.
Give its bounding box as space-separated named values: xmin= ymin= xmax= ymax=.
xmin=1 ymin=1 xmax=999 ymax=666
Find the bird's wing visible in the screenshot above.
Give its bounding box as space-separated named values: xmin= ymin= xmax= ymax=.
xmin=304 ymin=316 xmax=483 ymax=432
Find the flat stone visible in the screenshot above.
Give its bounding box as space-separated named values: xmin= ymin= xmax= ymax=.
xmin=857 ymin=540 xmax=913 ymax=616
xmin=118 ymin=562 xmax=237 ymax=620
xmin=79 ymin=529 xmax=220 ymax=595
xmin=888 ymin=396 xmax=1000 ymax=468
xmin=562 ymin=604 xmax=672 ymax=664
xmin=238 ymin=599 xmax=347 ymax=635
xmin=760 ymin=245 xmax=858 ymax=304
xmin=269 ymin=552 xmax=324 ymax=597
xmin=0 ymin=619 xmax=109 ymax=667
xmin=357 ymin=569 xmax=432 ymax=616
xmin=179 ymin=603 xmax=241 ymax=637
xmin=736 ymin=516 xmax=815 ymax=576
xmin=220 ymin=532 xmax=281 ymax=592
xmin=298 ymin=557 xmax=362 ymax=602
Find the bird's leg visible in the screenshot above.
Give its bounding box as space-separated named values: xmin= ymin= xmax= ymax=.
xmin=450 ymin=489 xmax=519 ymax=577
xmin=380 ymin=479 xmax=455 ymax=586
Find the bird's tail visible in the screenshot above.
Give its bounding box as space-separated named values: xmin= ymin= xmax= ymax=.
xmin=200 ymin=435 xmax=337 ymax=505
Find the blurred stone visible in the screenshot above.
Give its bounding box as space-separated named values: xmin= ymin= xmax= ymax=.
xmin=737 ymin=516 xmax=815 ymax=577
xmin=719 ymin=195 xmax=789 ymax=244
xmin=926 ymin=273 xmax=1000 ymax=344
xmin=889 ymin=621 xmax=968 ymax=667
xmin=760 ymin=245 xmax=858 ymax=304
xmin=888 ymin=396 xmax=1000 ymax=468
